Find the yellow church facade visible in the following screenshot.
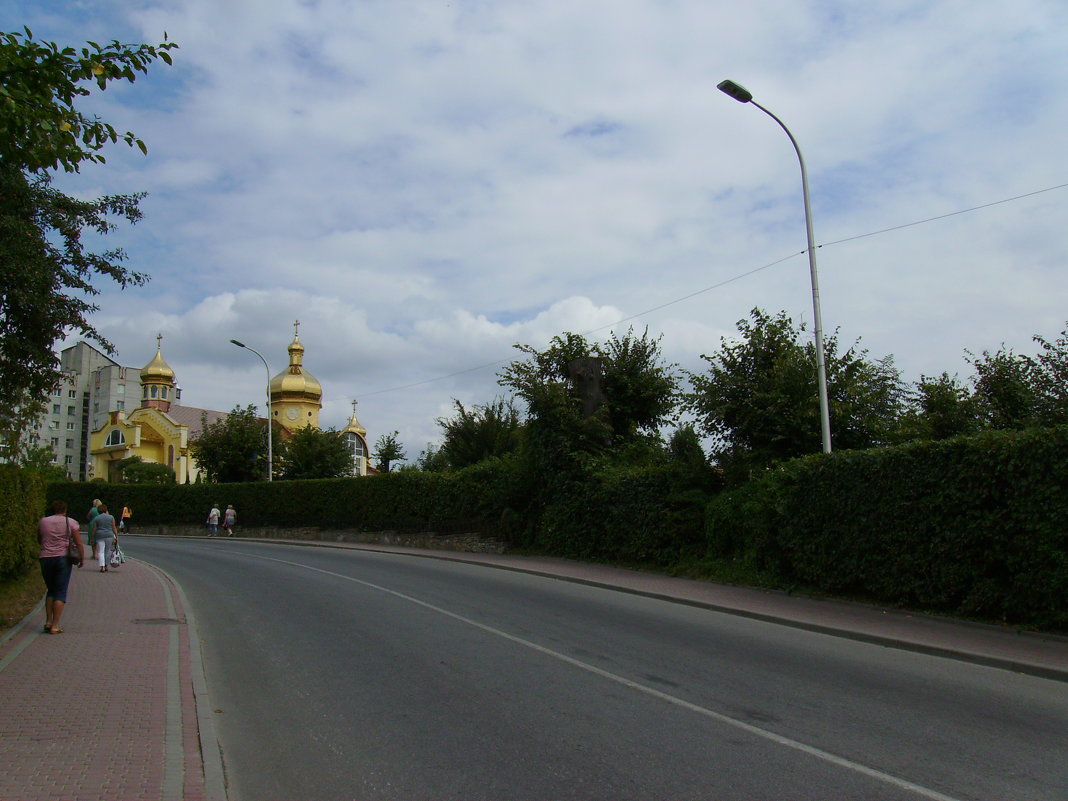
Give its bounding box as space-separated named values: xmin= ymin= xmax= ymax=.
xmin=89 ymin=324 xmax=371 ymax=482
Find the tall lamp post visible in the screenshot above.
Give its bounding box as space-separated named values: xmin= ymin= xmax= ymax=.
xmin=717 ymin=79 xmax=832 ymax=453
xmin=230 ymin=339 xmax=273 ymax=481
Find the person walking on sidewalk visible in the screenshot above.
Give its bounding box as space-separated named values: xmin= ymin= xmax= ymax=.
xmin=207 ymin=504 xmax=220 ymax=536
xmin=223 ymin=504 xmax=237 ymax=536
xmin=120 ymin=504 xmax=133 ymax=534
xmin=89 ymin=503 xmax=119 ymax=572
xmin=87 ymin=498 xmax=101 ymax=553
xmin=38 ymin=500 xmax=84 ymax=634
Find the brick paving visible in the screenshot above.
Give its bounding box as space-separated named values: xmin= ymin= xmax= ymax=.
xmin=0 ymin=556 xmax=224 ymax=801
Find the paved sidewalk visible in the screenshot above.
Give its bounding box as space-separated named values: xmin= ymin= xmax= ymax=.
xmin=1 ymin=538 xmax=1065 ymax=801
xmin=0 ymin=556 xmax=225 ymax=801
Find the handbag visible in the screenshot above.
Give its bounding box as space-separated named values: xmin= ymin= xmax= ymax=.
xmin=67 ymin=534 xmax=81 ymax=565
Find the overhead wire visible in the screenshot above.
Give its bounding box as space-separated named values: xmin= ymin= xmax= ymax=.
xmin=356 ymin=180 xmax=1068 ymax=400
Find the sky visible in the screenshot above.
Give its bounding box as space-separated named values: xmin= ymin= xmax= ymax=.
xmin=6 ymin=0 xmax=1068 ymax=459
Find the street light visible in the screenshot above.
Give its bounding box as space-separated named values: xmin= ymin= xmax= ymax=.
xmin=230 ymin=339 xmax=273 ymax=481
xmin=717 ymin=79 xmax=832 ymax=453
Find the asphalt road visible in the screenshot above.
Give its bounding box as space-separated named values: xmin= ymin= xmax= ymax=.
xmin=132 ymin=537 xmax=1068 ymax=801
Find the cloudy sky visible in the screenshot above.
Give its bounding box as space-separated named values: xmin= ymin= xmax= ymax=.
xmin=7 ymin=0 xmax=1068 ymax=458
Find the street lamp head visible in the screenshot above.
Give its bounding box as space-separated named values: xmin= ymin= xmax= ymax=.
xmin=717 ymin=79 xmax=753 ymax=103
xmin=230 ymin=339 xmax=246 ymax=348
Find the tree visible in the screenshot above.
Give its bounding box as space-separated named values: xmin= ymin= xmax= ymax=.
xmin=114 ymin=456 xmax=174 ymax=485
xmin=897 ymin=372 xmax=980 ymax=442
xmin=686 ymin=308 xmax=904 ymax=477
xmin=373 ymin=431 xmax=406 ymax=473
xmin=1030 ymin=323 xmax=1068 ymax=426
xmin=18 ymin=443 xmax=68 ymax=482
xmin=191 ymin=406 xmax=270 ymax=483
xmin=435 ymin=397 xmax=522 ymax=470
xmin=0 ymin=28 xmax=176 ymax=438
xmin=277 ymin=426 xmax=352 ymax=480
xmin=498 ymin=327 xmax=679 ymax=456
xmin=968 ymin=347 xmax=1039 ymax=430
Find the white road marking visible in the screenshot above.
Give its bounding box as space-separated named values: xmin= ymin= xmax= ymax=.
xmin=250 ymin=551 xmax=965 ymax=801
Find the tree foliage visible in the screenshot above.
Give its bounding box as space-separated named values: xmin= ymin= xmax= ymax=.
xmin=686 ymin=308 xmax=903 ymax=477
xmin=0 ymin=27 xmax=176 ymax=438
xmin=968 ymin=347 xmax=1040 ymax=430
xmin=897 ymin=372 xmax=980 ymax=442
xmin=1 ymin=28 xmax=176 ymax=173
xmin=435 ymin=397 xmax=522 ymax=470
xmin=1 ymin=167 xmax=147 ymax=413
xmin=191 ymin=406 xmax=270 ymax=483
xmin=498 ymin=327 xmax=679 ymax=457
xmin=277 ymin=426 xmax=352 ymax=480
xmin=18 ymin=443 xmax=68 ymax=482
xmin=373 ymin=431 xmax=406 ymax=473
xmin=114 ymin=456 xmax=175 ymax=485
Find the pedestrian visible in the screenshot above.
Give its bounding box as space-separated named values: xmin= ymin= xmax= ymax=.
xmin=120 ymin=504 xmax=132 ymax=534
xmin=89 ymin=503 xmax=119 ymax=572
xmin=38 ymin=500 xmax=84 ymax=634
xmin=223 ymin=504 xmax=237 ymax=536
xmin=87 ymin=498 xmax=101 ymax=552
xmin=207 ymin=504 xmax=220 ymax=537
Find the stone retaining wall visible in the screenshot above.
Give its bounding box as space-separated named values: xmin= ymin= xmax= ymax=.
xmin=136 ymin=524 xmax=508 ymax=554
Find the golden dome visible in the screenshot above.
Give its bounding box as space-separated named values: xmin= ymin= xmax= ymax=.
xmin=343 ymin=400 xmax=366 ymax=436
xmin=140 ymin=333 xmax=175 ymax=382
xmin=270 ymin=368 xmax=322 ymax=398
xmin=269 ymin=321 xmax=322 ymax=401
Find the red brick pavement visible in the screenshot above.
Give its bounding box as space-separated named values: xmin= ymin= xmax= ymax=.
xmin=0 ymin=557 xmax=224 ymax=801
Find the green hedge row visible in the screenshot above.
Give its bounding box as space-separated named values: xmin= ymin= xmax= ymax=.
xmin=0 ymin=466 xmax=45 ymax=581
xmin=41 ymin=425 xmax=1068 ymax=630
xmin=705 ymin=426 xmax=1068 ymax=629
xmin=46 ymin=457 xmax=529 ymax=536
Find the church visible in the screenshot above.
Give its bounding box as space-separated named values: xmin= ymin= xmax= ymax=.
xmin=88 ymin=323 xmax=370 ymax=482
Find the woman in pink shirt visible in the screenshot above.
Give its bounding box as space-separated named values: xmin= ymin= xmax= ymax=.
xmin=38 ymin=500 xmax=84 ymax=634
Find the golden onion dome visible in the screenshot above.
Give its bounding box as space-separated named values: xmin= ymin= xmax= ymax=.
xmin=140 ymin=334 xmax=175 ymax=381
xmin=270 ymin=367 xmax=323 ymax=398
xmin=342 ymin=400 xmax=367 ymax=436
xmin=269 ymin=321 xmax=322 ymax=400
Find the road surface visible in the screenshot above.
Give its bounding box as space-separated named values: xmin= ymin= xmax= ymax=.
xmin=132 ymin=537 xmax=1068 ymax=801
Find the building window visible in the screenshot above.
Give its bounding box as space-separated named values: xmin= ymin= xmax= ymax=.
xmin=52 ymin=404 xmax=61 ymax=414
xmin=143 ymin=386 xmax=148 ymax=399
xmin=50 ymin=437 xmax=59 ymax=447
xmin=68 ymin=390 xmax=77 ymax=398
xmin=116 ymin=401 xmax=124 ymax=410
xmin=65 ymin=438 xmax=74 ymax=449
xmin=49 ymin=420 xmax=59 ymax=429
xmin=105 ymin=429 xmax=126 ymax=447
xmin=150 ymin=385 xmax=158 ymax=399
xmin=65 ymin=455 xmax=73 ymax=464
xmin=117 ymin=384 xmax=125 ymax=395
xmin=67 ymin=406 xmax=75 ymax=415
xmin=66 ymin=422 xmax=76 ymax=430
xmin=161 ymin=387 xmax=168 ymax=399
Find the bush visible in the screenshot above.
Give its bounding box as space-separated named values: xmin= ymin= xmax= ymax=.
xmin=705 ymin=427 xmax=1068 ymax=629
xmin=0 ymin=466 xmax=45 ymax=581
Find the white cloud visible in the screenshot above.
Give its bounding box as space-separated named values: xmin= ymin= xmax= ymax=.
xmin=13 ymin=0 xmax=1068 ymax=456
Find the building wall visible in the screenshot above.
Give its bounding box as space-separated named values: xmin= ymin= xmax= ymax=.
xmin=18 ymin=342 xmax=134 ymax=481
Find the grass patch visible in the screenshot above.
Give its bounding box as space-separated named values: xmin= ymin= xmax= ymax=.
xmin=0 ymin=569 xmax=44 ymax=632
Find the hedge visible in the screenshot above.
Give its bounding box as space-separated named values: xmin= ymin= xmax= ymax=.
xmin=705 ymin=426 xmax=1068 ymax=629
xmin=0 ymin=466 xmax=45 ymax=581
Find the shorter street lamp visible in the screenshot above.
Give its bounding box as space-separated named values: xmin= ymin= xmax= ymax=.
xmin=230 ymin=339 xmax=273 ymax=481
xmin=717 ymin=79 xmax=832 ymax=453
